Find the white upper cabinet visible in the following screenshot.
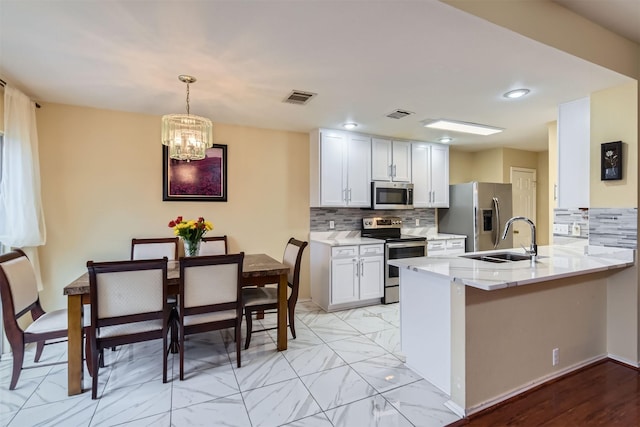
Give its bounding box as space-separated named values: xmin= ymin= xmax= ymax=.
xmin=411 ymin=142 xmax=449 ymax=208
xmin=557 ymin=97 xmax=590 ymax=208
xmin=310 ymin=129 xmax=371 ymax=208
xmin=371 ymin=138 xmax=411 ymax=182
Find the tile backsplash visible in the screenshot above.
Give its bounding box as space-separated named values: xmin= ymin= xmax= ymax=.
xmin=310 ymin=207 xmax=436 ymax=232
xmin=589 ymin=208 xmax=637 ymax=249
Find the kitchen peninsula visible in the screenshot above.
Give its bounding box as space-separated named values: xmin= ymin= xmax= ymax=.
xmin=389 ymin=245 xmax=635 ymax=416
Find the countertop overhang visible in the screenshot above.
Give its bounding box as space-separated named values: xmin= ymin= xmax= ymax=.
xmin=388 ymin=245 xmax=635 ymax=291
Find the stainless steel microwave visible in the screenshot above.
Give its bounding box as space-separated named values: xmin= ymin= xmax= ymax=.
xmin=371 ymin=182 xmax=414 ymax=209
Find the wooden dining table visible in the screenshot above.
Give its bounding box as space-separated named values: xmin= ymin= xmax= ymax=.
xmin=63 ymin=253 xmax=290 ymax=396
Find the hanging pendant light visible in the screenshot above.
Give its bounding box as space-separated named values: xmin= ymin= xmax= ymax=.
xmin=161 ymin=75 xmax=213 ymax=161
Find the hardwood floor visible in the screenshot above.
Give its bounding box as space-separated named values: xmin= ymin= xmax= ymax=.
xmin=451 ymin=360 xmax=640 ymax=426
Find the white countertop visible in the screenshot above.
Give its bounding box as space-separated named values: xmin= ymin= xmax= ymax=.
xmin=388 ymin=245 xmax=635 ymax=291
xmin=311 ymin=237 xmax=385 ymax=246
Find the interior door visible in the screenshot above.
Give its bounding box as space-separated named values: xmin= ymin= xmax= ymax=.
xmin=511 ymin=167 xmax=537 ymax=249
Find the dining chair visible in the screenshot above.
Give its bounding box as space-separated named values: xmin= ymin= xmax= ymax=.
xmin=0 ymin=250 xmax=84 ymax=390
xmin=178 ymin=252 xmax=244 ymax=379
xmin=131 ymin=237 xmax=179 ymax=261
xmin=242 ymin=238 xmax=308 ymax=349
xmin=86 ymin=258 xmax=170 ymax=399
xmin=199 ymin=235 xmax=228 ymax=256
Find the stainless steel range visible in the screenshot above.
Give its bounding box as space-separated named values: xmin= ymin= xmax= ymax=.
xmin=361 ymin=217 xmax=427 ymax=304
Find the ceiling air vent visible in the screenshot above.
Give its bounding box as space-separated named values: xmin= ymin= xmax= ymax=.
xmin=283 ymin=90 xmax=317 ymax=105
xmin=386 ymin=109 xmax=414 ymax=119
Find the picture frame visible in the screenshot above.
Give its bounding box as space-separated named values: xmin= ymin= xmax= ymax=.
xmin=600 ymin=141 xmax=622 ymax=181
xmin=163 ymin=144 xmax=228 ymax=201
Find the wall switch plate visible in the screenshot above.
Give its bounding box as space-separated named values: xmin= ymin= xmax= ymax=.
xmin=329 ymin=220 xmax=335 ymax=230
xmin=552 ymin=348 xmax=559 ymax=366
xmin=415 ymin=218 xmax=420 ymax=226
xmin=553 ymin=224 xmax=570 ymax=235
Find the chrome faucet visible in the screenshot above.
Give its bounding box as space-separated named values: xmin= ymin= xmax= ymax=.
xmin=502 ymin=216 xmax=537 ymax=263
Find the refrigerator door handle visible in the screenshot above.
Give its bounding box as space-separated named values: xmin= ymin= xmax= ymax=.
xmin=492 ymin=197 xmax=500 ymax=249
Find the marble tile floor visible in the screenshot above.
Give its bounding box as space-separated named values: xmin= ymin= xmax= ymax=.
xmin=0 ymin=301 xmax=461 ymax=427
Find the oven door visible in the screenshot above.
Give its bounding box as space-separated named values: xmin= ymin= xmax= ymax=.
xmin=385 ymin=240 xmax=427 ymax=288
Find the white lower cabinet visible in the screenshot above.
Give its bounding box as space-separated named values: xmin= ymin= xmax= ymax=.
xmin=427 ymin=238 xmax=466 ymax=257
xmin=311 ymin=242 xmax=384 ymax=311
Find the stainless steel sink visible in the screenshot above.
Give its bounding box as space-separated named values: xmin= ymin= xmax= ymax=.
xmin=461 ymin=252 xmax=531 ymax=263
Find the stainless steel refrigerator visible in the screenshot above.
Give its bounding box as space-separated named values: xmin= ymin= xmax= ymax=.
xmin=438 ymin=182 xmax=513 ymax=253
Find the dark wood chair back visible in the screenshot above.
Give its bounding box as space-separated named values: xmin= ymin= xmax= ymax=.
xmin=178 ymin=252 xmax=244 ymax=378
xmin=131 ymin=237 xmax=179 ymax=260
xmin=199 ymin=235 xmax=228 ymax=256
xmin=86 ymin=257 xmax=170 ymax=398
xmin=0 ymin=250 xmax=68 ymax=390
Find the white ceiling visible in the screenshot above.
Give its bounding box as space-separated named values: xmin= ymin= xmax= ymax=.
xmin=0 ymin=1 xmax=635 ymax=152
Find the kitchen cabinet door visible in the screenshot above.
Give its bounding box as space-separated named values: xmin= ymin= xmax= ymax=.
xmin=372 ymin=138 xmax=411 ymax=182
xmin=359 ymin=255 xmax=384 ymax=300
xmin=346 ymin=134 xmax=372 ymax=207
xmin=330 ymin=257 xmax=359 ymax=304
xmin=392 ymin=140 xmax=412 ymax=182
xmin=371 ymin=137 xmax=392 ymax=181
xmin=411 ymin=142 xmax=449 ymax=208
xmin=320 ymin=131 xmax=347 ymax=206
xmin=429 ymin=144 xmax=449 ymax=207
xmin=557 ymin=97 xmax=589 ymax=208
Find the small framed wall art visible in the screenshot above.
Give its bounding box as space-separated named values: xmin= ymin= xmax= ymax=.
xmin=163 ymin=144 xmax=228 ymax=201
xmin=600 ymin=141 xmax=622 ymax=181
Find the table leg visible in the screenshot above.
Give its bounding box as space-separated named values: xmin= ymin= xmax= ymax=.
xmin=67 ymin=294 xmax=83 ymax=395
xmin=277 ymin=273 xmax=287 ymax=351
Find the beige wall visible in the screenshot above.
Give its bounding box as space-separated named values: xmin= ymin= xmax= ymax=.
xmin=36 ymin=103 xmax=310 ymax=311
xmin=590 ymin=81 xmax=638 ymax=207
xmin=468 ymin=148 xmax=503 ymax=183
xmin=464 ymin=272 xmax=609 ymax=411
xmin=0 ymin=87 xmax=4 ymax=132
xmin=448 ymin=149 xmax=475 ymax=184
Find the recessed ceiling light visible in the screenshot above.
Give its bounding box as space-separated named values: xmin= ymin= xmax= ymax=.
xmin=423 ymin=119 xmax=503 ymax=136
xmin=438 ymin=137 xmax=453 ymax=143
xmin=503 ymin=88 xmax=530 ymax=99
xmin=342 ymin=122 xmax=358 ymax=130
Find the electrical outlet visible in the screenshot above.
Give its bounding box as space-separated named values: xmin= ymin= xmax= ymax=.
xmin=552 ymin=348 xmax=559 ymax=366
xmin=415 ymin=218 xmax=420 ymax=226
xmin=571 ymin=223 xmax=581 ymax=236
xmin=553 ymin=224 xmax=569 ymax=235
xmin=329 ymin=220 xmax=335 ymax=230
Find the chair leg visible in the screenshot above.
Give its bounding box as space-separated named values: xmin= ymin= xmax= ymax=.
xmin=34 ymin=341 xmax=45 ymax=362
xmin=179 ymin=325 xmax=185 ymax=381
xmin=9 ymin=339 xmax=25 ymax=390
xmin=236 ymin=319 xmax=241 ymax=368
xmin=85 ymin=336 xmax=93 ymax=377
xmin=288 ymin=303 xmax=297 ymax=340
xmin=99 ymin=349 xmax=105 ymax=368
xmin=91 ymin=344 xmax=100 ymax=399
xmin=162 ymin=333 xmax=168 ymax=383
xmin=244 ymin=309 xmax=253 ymax=350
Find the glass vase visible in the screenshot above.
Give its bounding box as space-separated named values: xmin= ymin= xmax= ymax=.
xmin=184 ymin=239 xmax=201 ymax=257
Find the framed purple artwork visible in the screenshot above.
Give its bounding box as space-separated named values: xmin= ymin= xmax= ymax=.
xmin=163 ymin=144 xmax=227 ymax=201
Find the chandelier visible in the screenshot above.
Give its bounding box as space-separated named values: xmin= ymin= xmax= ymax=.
xmin=161 ymin=75 xmax=213 ymax=161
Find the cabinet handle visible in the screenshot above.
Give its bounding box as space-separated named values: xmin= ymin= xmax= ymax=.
xmin=393 ymin=164 xmax=397 ymax=177
xmin=432 ymin=191 xmax=435 ymax=203
xmin=360 ymin=259 xmax=364 ymax=277
xmin=343 ymin=188 xmax=348 ymax=202
xmin=354 ymin=258 xmax=359 ymax=277
xmin=348 ymin=188 xmax=352 ymax=201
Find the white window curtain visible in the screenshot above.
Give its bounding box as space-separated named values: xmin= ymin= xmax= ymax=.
xmin=0 ymin=85 xmax=46 ymax=290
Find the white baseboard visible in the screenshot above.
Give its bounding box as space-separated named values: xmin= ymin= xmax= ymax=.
xmin=607 ymin=353 xmax=639 ymax=368
xmin=445 ymin=399 xmax=466 ymax=418
xmin=466 ymin=354 xmax=608 ymax=416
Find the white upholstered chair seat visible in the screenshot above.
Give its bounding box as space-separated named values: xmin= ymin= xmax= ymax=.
xmin=182 ymin=310 xmax=237 ymax=327
xmin=24 ymin=309 xmax=67 ymax=334
xmin=97 ymin=319 xmax=164 ymax=339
